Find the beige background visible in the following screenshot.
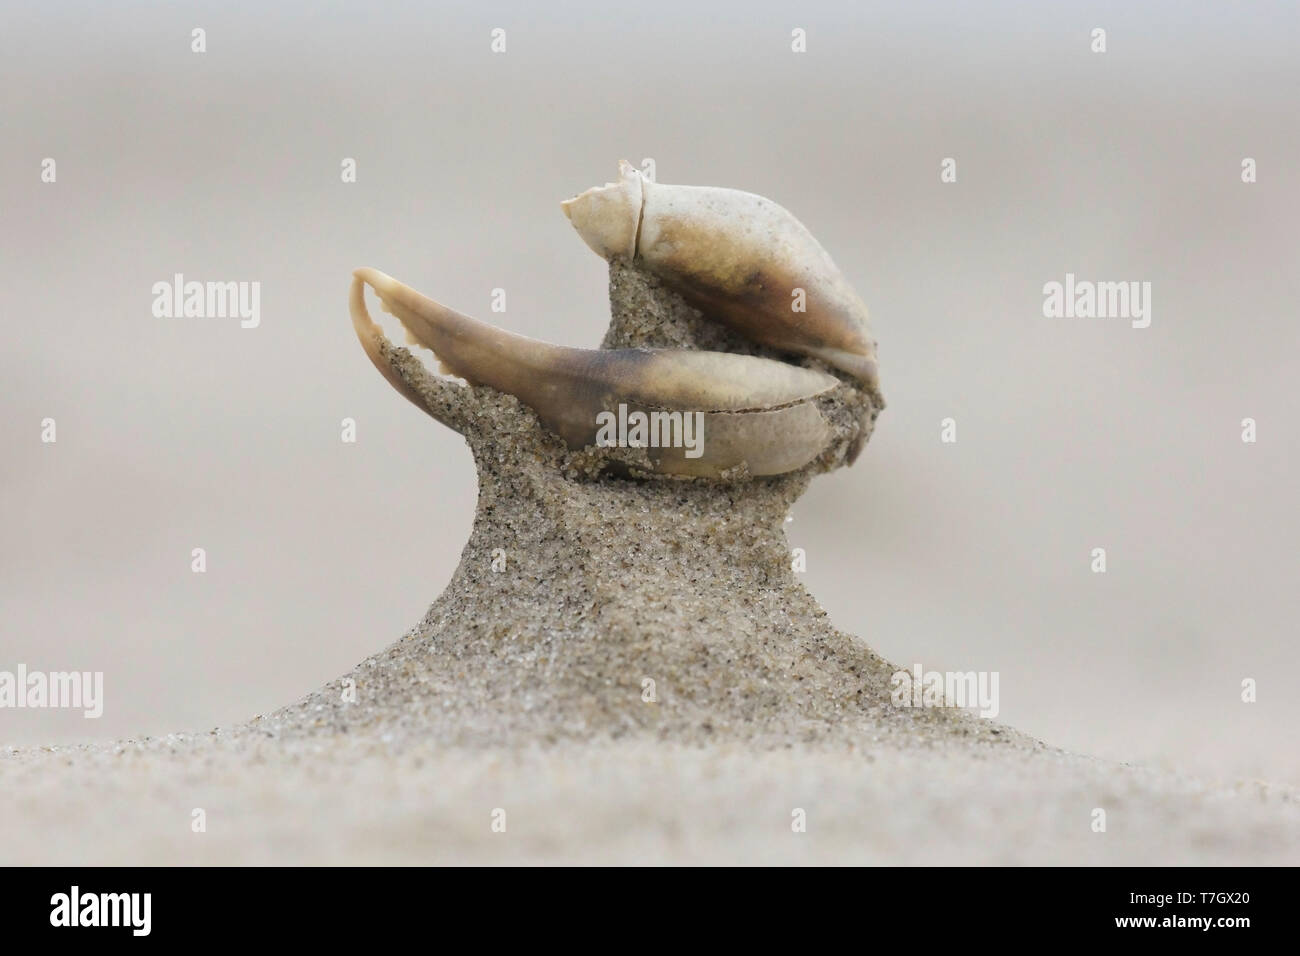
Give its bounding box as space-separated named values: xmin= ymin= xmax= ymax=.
xmin=2 ymin=1 xmax=1296 ymax=786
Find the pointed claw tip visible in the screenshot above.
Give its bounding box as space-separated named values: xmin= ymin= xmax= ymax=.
xmin=353 ymin=266 xmax=395 ymax=293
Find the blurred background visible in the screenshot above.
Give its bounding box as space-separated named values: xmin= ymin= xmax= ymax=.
xmin=2 ymin=1 xmax=1296 ymax=785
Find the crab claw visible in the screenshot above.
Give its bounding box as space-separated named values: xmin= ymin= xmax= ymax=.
xmin=349 ymin=268 xmax=846 ymax=478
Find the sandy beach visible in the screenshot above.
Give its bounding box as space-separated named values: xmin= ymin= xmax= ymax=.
xmin=4 ymin=730 xmax=1295 ymax=866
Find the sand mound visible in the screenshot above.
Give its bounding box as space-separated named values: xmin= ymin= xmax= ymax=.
xmin=257 ymin=262 xmax=1007 ymax=750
